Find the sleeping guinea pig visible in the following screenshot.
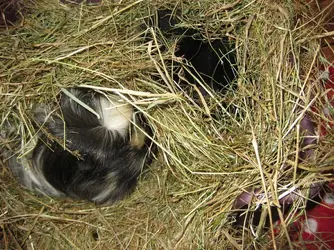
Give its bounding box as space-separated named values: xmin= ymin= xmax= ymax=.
xmin=8 ymin=88 xmax=156 ymax=204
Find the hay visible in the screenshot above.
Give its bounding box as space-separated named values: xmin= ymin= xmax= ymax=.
xmin=1 ymin=0 xmax=333 ymax=249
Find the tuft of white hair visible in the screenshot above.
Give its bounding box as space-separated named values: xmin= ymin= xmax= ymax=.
xmin=98 ymin=96 xmax=133 ymax=137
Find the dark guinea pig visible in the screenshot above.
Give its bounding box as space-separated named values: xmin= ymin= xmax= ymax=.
xmin=146 ymin=9 xmax=238 ymax=96
xmin=8 ymin=88 xmax=156 ymax=204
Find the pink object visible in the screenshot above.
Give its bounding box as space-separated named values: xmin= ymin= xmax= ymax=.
xmin=233 ymin=188 xmax=260 ymax=209
xmin=272 ymin=66 xmax=334 ymax=248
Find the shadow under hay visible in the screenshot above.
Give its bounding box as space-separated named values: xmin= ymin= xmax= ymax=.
xmin=1 ymin=0 xmax=333 ymax=249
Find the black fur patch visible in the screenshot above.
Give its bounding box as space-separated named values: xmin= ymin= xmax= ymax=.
xmin=145 ymin=9 xmax=238 ymax=96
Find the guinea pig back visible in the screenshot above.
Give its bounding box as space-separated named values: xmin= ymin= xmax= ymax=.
xmin=8 ymin=88 xmax=156 ymax=204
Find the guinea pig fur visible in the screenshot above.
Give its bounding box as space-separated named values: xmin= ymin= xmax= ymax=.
xmin=8 ymin=88 xmax=156 ymax=204
xmin=146 ymin=9 xmax=238 ymax=96
xmin=0 ymin=0 xmax=22 ymax=27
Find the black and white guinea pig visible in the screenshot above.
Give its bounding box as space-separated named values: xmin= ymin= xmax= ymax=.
xmin=8 ymin=88 xmax=156 ymax=204
xmin=147 ymin=9 xmax=238 ymax=95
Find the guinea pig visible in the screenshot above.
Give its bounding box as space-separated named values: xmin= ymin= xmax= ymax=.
xmin=7 ymin=88 xmax=156 ymax=204
xmin=146 ymin=9 xmax=238 ymax=96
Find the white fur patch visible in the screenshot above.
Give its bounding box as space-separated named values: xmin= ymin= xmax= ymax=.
xmin=304 ymin=218 xmax=318 ymax=234
xmin=13 ymin=155 xmax=61 ymax=197
xmin=92 ymin=172 xmax=117 ymax=203
xmin=21 ymin=158 xmax=41 ymax=188
xmin=92 ymin=188 xmax=112 ymax=203
xmin=98 ymin=97 xmax=133 ymax=137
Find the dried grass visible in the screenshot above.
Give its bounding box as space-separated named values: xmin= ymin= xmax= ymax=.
xmin=1 ymin=0 xmax=333 ymax=249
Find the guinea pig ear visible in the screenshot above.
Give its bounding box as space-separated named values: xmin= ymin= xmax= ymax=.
xmin=144 ymin=9 xmax=196 ymax=37
xmin=145 ymin=9 xmax=178 ymax=30
xmin=155 ymin=9 xmax=182 ymax=34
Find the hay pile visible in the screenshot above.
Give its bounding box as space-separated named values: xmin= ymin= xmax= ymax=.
xmin=1 ymin=0 xmax=333 ymax=249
